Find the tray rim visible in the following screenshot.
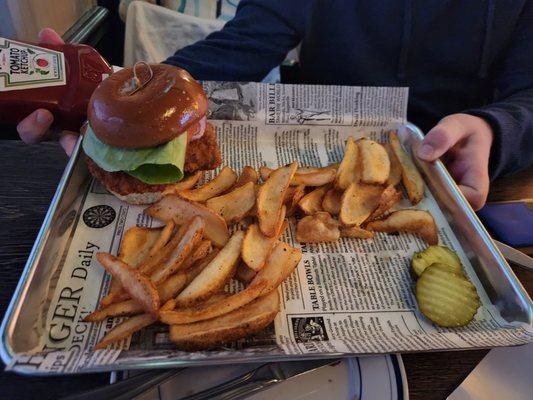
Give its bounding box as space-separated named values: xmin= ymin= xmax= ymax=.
xmin=1 ymin=136 xmax=84 ymax=369
xmin=2 ymin=122 xmax=532 ymax=373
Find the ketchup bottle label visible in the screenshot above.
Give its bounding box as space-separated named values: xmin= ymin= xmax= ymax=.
xmin=0 ymin=37 xmax=66 ymax=92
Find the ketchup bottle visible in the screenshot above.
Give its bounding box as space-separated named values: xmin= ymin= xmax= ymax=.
xmin=0 ymin=37 xmax=113 ymax=131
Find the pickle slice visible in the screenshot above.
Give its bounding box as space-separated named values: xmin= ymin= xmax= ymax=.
xmin=411 ymin=245 xmax=462 ymax=278
xmin=416 ymin=263 xmax=480 ymax=327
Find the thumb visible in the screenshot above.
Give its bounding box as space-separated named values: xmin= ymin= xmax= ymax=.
xmin=59 ymin=133 xmax=79 ymax=157
xmin=458 ymin=184 xmax=488 ymax=211
xmin=456 ymin=163 xmax=490 ymax=211
xmin=17 ymin=109 xmax=54 ymax=144
xmin=38 ymin=28 xmax=64 ymax=45
xmin=417 ymin=122 xmax=468 ymax=162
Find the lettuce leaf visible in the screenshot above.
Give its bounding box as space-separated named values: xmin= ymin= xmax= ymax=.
xmin=82 ymin=124 xmax=186 ymax=184
xmin=127 ymin=164 xmax=183 ymax=184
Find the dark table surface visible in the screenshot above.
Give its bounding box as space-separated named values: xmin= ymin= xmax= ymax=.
xmin=0 ymin=140 xmax=531 ymax=400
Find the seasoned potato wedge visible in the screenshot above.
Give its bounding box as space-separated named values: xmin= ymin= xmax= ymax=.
xmin=296 ymin=212 xmax=340 ymax=243
xmin=206 ymin=181 xmax=256 ymax=224
xmin=242 ymin=223 xmax=275 ymax=271
xmin=298 ymin=185 xmax=329 ymax=215
xmin=169 ymin=290 xmax=280 ymax=350
xmin=150 ymin=216 xmax=205 ymax=284
xmin=95 ymin=314 xmax=157 ymax=350
xmin=339 ymin=182 xmax=383 ymax=226
xmin=358 ymin=138 xmax=390 ymax=185
xmin=118 ymin=227 xmax=161 ymax=268
xmin=235 ymin=262 xmax=257 ymax=284
xmin=290 ymin=168 xmax=336 ymax=186
xmin=285 ymin=184 xmax=306 ymax=216
xmin=389 ymin=131 xmax=424 ymax=205
xmin=261 ymin=165 xmax=336 ymax=186
xmin=385 ymin=143 xmax=402 ymax=186
xmin=145 ymin=194 xmax=229 ymax=247
xmin=234 ymin=166 xmax=258 ymax=188
xmin=85 ymin=299 xmax=143 ymax=322
xmin=106 ymin=225 xmax=163 ymax=302
xmin=174 ymin=231 xmax=244 ymax=307
xmin=162 ymin=171 xmax=203 ymax=195
xmin=367 ymin=184 xmax=402 ymax=221
xmin=340 ymin=225 xmax=375 ymax=239
xmin=322 ymin=188 xmax=342 ymax=215
xmin=161 ymin=242 xmax=300 ymax=325
xmin=366 ymin=209 xmax=438 ymax=245
xmin=96 ymin=253 xmax=159 ymax=316
xmin=179 ymin=166 xmax=237 ymax=202
xmin=257 ymin=162 xmax=297 ymax=237
xmin=335 ymin=136 xmax=360 ymax=189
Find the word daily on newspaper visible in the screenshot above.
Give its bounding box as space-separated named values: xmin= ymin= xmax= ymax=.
xmin=7 ymin=82 xmax=532 ymax=374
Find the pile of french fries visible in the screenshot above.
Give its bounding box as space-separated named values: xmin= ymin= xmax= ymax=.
xmin=86 ymin=130 xmax=438 ymax=350
xmin=289 ymin=131 xmax=438 ymax=245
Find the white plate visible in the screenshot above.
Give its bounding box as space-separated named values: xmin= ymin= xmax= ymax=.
xmin=248 ymin=355 xmax=408 ymax=400
xmin=126 ymin=355 xmax=408 ymax=400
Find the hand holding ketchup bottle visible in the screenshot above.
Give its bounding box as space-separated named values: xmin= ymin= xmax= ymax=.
xmin=0 ymin=28 xmax=113 ymax=155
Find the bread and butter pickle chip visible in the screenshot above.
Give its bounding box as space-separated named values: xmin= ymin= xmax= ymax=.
xmin=416 ymin=263 xmax=480 ymax=327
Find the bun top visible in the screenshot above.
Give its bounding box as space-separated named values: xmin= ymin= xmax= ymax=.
xmin=88 ymin=64 xmax=208 ymax=148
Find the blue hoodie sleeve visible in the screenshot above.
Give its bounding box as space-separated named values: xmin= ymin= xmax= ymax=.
xmin=163 ymin=0 xmax=305 ymax=81
xmin=465 ymin=3 xmax=533 ymax=179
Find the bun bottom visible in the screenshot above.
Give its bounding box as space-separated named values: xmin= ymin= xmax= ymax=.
xmin=108 ymin=180 xmax=205 ymax=205
xmin=87 ymin=158 xmax=205 ymax=205
xmin=108 ymin=189 xmax=165 ymax=205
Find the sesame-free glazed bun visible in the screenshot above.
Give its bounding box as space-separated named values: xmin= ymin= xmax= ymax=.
xmin=88 ymin=64 xmax=208 ymax=148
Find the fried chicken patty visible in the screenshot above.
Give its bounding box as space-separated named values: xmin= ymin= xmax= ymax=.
xmin=86 ymin=123 xmax=221 ymax=196
xmin=183 ymin=123 xmax=221 ymax=173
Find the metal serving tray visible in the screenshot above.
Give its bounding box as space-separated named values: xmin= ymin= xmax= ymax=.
xmin=2 ymin=122 xmax=532 ymax=374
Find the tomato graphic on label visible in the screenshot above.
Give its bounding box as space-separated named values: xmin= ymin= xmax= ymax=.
xmin=32 ymin=54 xmax=52 ymax=75
xmin=36 ymin=58 xmax=49 ymax=67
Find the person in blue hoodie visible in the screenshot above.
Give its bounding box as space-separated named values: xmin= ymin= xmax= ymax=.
xmin=18 ymin=1 xmax=533 ymax=210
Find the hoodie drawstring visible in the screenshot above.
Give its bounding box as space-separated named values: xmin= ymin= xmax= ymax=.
xmin=397 ymin=0 xmax=412 ymax=80
xmin=479 ymin=0 xmax=495 ymax=78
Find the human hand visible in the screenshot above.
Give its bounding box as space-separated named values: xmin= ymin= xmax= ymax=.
xmin=16 ymin=28 xmax=78 ymax=156
xmin=417 ymin=113 xmax=493 ymax=210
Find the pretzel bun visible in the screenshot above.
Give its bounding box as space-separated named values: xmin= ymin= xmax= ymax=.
xmin=88 ymin=64 xmax=208 ymax=148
